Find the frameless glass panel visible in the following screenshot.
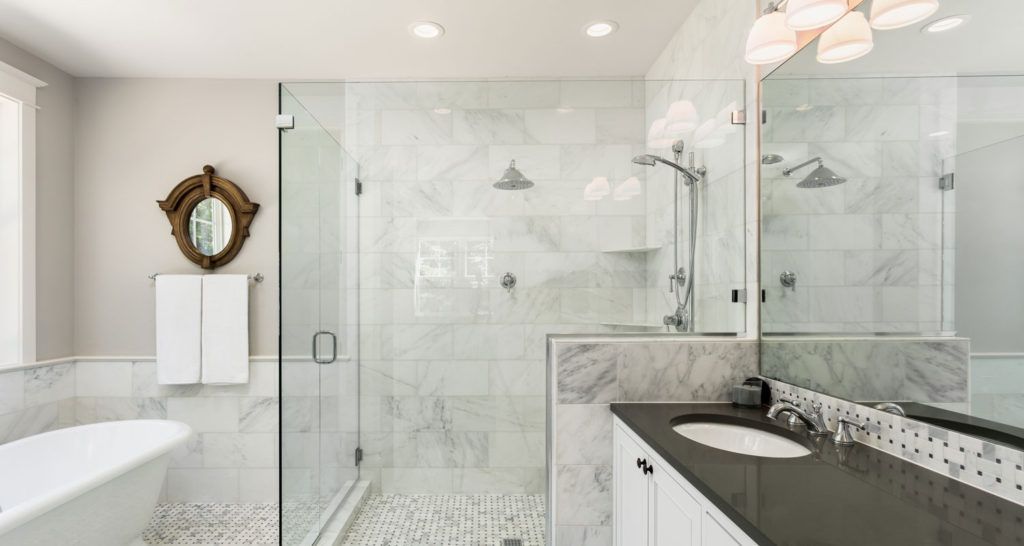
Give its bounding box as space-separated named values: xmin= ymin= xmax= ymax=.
xmin=280 ymin=83 xmax=360 ymax=546
xmin=280 ymin=79 xmax=747 ymax=545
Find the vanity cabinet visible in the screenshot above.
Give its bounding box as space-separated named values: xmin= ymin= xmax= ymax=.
xmin=613 ymin=417 xmax=757 ymax=546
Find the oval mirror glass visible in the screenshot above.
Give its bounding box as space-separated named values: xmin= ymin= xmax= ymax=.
xmin=188 ymin=197 xmax=233 ymax=256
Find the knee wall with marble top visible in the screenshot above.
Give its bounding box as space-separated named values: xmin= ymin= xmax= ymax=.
xmin=547 ymin=337 xmax=759 ymax=546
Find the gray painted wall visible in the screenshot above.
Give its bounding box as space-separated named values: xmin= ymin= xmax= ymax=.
xmin=73 ymin=79 xmax=279 ymax=356
xmin=0 ymin=37 xmax=76 ymax=361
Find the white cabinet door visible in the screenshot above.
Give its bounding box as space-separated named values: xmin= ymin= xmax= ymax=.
xmin=702 ymin=510 xmax=757 ymax=546
xmin=614 ymin=426 xmax=650 ymax=546
xmin=649 ymin=462 xmax=701 ymax=546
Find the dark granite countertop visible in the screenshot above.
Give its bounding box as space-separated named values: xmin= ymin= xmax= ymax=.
xmin=611 ymin=403 xmax=1024 ymax=546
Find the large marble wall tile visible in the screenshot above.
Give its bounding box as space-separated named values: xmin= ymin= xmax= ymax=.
xmin=453 ymin=110 xmax=526 ymax=145
xmin=555 ymin=343 xmax=620 ymax=404
xmin=555 ymin=404 xmax=612 ymax=465
xmin=618 ymin=342 xmax=757 ymax=401
xmin=0 ymin=370 xmax=24 ymax=414
xmin=23 ymin=362 xmax=74 ymax=406
xmin=761 ymin=338 xmax=968 ymax=402
xmin=555 ymin=464 xmax=612 ymax=526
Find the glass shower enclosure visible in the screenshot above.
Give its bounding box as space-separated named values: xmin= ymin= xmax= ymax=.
xmin=280 ymin=84 xmax=360 ymax=546
xmin=279 ymin=79 xmax=747 ymax=544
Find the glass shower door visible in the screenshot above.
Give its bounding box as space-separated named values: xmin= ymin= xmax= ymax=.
xmin=280 ymin=84 xmax=360 ymax=546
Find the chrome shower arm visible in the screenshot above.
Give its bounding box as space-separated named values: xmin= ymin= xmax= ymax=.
xmin=782 ymin=157 xmax=822 ymax=177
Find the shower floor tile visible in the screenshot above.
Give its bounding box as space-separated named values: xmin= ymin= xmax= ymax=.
xmin=339 ymin=494 xmax=545 ymax=546
xmin=143 ymin=503 xmax=279 ymax=545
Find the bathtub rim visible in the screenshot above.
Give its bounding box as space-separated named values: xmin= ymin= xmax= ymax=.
xmin=0 ymin=419 xmax=191 ymax=534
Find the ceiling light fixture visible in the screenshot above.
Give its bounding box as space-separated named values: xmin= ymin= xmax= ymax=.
xmin=409 ymin=21 xmax=445 ymax=39
xmin=433 ymin=107 xmax=452 ymax=115
xmin=922 ymin=14 xmax=970 ymax=33
xmin=745 ymin=9 xmax=798 ymax=65
xmin=870 ymin=0 xmax=939 ymax=29
xmin=817 ymin=11 xmax=874 ymax=64
xmin=785 ymin=0 xmax=848 ymax=30
xmin=584 ymin=21 xmax=619 ymax=38
xmin=647 ymin=119 xmax=673 ymax=150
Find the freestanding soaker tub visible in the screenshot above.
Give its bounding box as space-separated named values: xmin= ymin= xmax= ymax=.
xmin=0 ymin=420 xmax=191 ymax=546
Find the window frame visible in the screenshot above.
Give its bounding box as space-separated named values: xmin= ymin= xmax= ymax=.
xmin=0 ymin=59 xmax=45 ymax=366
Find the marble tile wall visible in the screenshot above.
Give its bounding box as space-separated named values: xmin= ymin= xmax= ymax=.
xmin=764 ymin=377 xmax=1024 ymax=507
xmin=645 ymin=0 xmax=760 ymax=338
xmin=0 ymin=361 xmax=75 ymax=443
xmin=761 ymin=76 xmax=957 ymax=333
xmin=0 ymin=359 xmax=279 ymax=504
xmin=345 ymin=80 xmax=653 ymax=495
xmin=760 ymin=337 xmax=969 ymax=403
xmin=641 ymin=79 xmax=748 ymax=333
xmin=547 ymin=336 xmax=759 ymax=545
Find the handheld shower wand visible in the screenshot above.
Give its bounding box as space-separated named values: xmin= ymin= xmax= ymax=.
xmin=631 ymin=141 xmax=706 ymax=331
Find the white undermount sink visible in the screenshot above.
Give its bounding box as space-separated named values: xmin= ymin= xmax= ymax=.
xmin=672 ymin=422 xmax=811 ymax=458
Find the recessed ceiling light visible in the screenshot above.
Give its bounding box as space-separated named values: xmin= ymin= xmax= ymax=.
xmin=929 ymin=130 xmax=951 ymax=138
xmin=584 ymin=20 xmax=619 ymax=38
xmin=922 ymin=15 xmax=969 ymax=33
xmin=433 ymin=107 xmax=452 ymax=115
xmin=409 ymin=21 xmax=445 ymax=39
xmin=795 ymin=104 xmax=814 ymax=112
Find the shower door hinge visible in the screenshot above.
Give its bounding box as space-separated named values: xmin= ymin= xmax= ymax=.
xmin=731 ymin=289 xmax=748 ymax=303
xmin=275 ymin=114 xmax=294 ymax=130
xmin=939 ymin=173 xmax=955 ymax=191
xmin=354 ymin=178 xmax=363 ymax=196
xmin=354 ymin=446 xmax=363 ymax=466
xmin=731 ymin=110 xmax=747 ymax=125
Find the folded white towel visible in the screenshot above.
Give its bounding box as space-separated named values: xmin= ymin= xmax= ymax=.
xmin=201 ymin=274 xmax=250 ymax=384
xmin=156 ymin=275 xmax=203 ymax=384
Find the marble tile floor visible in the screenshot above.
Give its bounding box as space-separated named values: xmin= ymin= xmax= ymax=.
xmin=143 ymin=503 xmax=279 ymax=545
xmin=339 ymin=494 xmax=546 ymax=546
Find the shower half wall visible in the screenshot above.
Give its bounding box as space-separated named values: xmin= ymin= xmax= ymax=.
xmin=281 ymin=79 xmax=747 ymax=501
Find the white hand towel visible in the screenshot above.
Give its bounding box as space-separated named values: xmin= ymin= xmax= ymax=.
xmin=201 ymin=274 xmax=250 ymax=384
xmin=156 ymin=275 xmax=203 ymax=384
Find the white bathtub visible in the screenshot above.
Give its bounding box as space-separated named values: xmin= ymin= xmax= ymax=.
xmin=0 ymin=419 xmax=191 ymax=546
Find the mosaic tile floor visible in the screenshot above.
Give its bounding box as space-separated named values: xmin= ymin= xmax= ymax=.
xmin=143 ymin=503 xmax=279 ymax=545
xmin=339 ymin=494 xmax=546 ymax=546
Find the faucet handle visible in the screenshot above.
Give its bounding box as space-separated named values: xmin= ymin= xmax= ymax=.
xmin=832 ymin=416 xmax=866 ymax=446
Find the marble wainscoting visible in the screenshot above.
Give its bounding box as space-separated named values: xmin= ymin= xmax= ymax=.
xmin=0 ymin=358 xmax=280 ymax=504
xmin=546 ymin=336 xmax=758 ymax=546
xmin=0 ymin=360 xmax=76 ymax=443
xmin=761 ymin=337 xmax=969 ymax=405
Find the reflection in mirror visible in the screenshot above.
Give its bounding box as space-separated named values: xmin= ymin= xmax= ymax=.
xmin=759 ymin=0 xmax=1024 ymax=455
xmin=188 ymin=197 xmax=233 ymax=256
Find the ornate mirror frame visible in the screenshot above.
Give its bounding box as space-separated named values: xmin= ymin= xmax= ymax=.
xmin=157 ymin=165 xmax=260 ymax=269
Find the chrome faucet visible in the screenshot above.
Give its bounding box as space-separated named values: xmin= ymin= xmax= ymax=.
xmin=767 ymin=401 xmax=830 ymax=436
xmin=873 ymin=402 xmax=906 ymax=417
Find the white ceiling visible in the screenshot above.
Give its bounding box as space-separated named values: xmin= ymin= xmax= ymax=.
xmin=770 ymin=0 xmax=1024 ymax=78
xmin=0 ymin=0 xmax=701 ymax=79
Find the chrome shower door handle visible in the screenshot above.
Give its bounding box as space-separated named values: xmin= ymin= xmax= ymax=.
xmin=312 ymin=331 xmax=337 ymax=364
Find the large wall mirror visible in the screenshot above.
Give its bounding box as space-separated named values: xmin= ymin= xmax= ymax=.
xmin=759 ymin=0 xmax=1024 ymax=448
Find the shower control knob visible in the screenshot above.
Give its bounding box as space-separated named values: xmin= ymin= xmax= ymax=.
xmin=500 ymin=272 xmax=517 ymax=293
xmin=780 ymin=271 xmax=797 ymax=291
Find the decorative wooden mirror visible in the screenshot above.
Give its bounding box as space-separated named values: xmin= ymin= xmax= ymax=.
xmin=157 ymin=165 xmax=259 ymax=269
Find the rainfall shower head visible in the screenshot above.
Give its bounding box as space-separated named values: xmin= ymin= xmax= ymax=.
xmin=761 ymin=153 xmax=784 ymax=164
xmin=783 ymin=157 xmax=847 ymax=188
xmin=493 ymin=160 xmax=534 ymax=190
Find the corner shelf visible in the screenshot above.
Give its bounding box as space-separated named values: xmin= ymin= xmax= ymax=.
xmin=599 ymin=322 xmax=666 ymax=330
xmin=600 ymin=245 xmax=664 ymax=254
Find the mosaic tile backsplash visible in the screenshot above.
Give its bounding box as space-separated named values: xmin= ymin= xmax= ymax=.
xmin=765 ymin=377 xmax=1024 ymax=507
